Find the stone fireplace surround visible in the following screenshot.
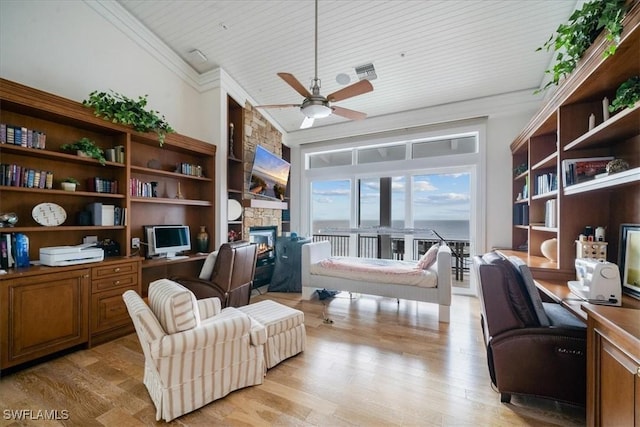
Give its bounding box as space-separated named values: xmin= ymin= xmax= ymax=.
xmin=240 ymin=104 xmax=285 ymax=241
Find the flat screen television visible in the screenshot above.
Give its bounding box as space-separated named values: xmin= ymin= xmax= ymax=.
xmin=144 ymin=225 xmax=191 ymax=259
xmin=249 ymin=145 xmax=290 ymax=201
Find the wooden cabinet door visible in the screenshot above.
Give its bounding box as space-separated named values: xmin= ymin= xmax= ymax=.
xmin=597 ymin=334 xmax=639 ymax=427
xmin=1 ymin=269 xmax=90 ymax=369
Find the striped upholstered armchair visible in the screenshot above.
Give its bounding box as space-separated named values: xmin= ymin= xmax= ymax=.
xmin=122 ymin=279 xmax=267 ymax=422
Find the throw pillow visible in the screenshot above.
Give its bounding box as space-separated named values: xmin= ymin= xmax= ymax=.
xmin=148 ymin=278 xmax=201 ymax=334
xmin=417 ymin=244 xmax=439 ymax=269
xmin=508 ymin=257 xmax=550 ymax=327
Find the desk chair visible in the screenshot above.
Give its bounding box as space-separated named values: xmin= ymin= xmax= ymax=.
xmin=172 ymin=241 xmax=257 ymax=308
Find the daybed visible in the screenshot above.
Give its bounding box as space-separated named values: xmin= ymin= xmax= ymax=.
xmin=301 ymin=241 xmax=452 ymax=322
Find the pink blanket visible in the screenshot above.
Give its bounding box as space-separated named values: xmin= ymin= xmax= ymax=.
xmin=312 ymin=256 xmax=437 ymax=287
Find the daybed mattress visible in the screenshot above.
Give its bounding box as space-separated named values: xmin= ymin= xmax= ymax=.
xmin=309 ymin=256 xmax=437 ymax=288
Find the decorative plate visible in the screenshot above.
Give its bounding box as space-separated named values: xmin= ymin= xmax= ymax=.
xmin=228 ymin=199 xmax=242 ymax=221
xmin=32 ymin=203 xmax=67 ymax=226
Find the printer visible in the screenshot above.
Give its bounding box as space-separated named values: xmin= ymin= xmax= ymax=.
xmin=40 ymin=243 xmax=104 ymax=266
xmin=568 ymin=258 xmax=622 ymax=306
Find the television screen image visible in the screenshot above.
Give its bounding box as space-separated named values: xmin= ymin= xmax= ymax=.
xmin=250 ymin=145 xmax=290 ymax=201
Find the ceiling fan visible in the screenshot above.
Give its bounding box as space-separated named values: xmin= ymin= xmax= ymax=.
xmin=256 ymin=0 xmax=374 ymax=129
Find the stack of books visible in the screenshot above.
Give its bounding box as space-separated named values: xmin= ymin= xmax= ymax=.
xmin=562 ymin=156 xmax=613 ymax=187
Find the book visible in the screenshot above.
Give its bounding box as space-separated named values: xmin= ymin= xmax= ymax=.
xmin=12 ymin=233 xmax=29 ymax=268
xmin=102 ymin=204 xmax=115 ymax=226
xmin=87 ymin=202 xmax=102 ymax=226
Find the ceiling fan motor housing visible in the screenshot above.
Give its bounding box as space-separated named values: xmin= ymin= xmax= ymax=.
xmin=301 ymin=96 xmax=332 ymax=118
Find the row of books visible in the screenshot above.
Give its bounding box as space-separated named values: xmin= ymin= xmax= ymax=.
xmin=0 ymin=123 xmax=47 ymax=149
xmin=545 ymin=199 xmax=557 ymax=228
xmin=562 ymin=156 xmax=613 ymax=187
xmin=513 ymin=204 xmax=529 ymax=226
xmin=177 ymin=162 xmax=204 ymax=177
xmin=0 ymin=233 xmax=30 ymax=269
xmin=534 ymin=172 xmax=558 ymax=195
xmin=85 ymin=177 xmax=119 ymax=194
xmin=129 ymin=178 xmax=159 ymax=198
xmin=1 ymin=164 xmax=53 ymax=189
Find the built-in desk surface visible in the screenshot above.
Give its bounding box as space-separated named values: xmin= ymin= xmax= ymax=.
xmin=535 ymin=278 xmax=640 ymax=321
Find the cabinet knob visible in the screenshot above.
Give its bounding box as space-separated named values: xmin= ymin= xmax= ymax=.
xmin=114 ymin=267 xmax=121 ymax=273
xmin=114 ymin=280 xmax=120 ymax=285
xmin=83 ymin=274 xmax=89 ymax=278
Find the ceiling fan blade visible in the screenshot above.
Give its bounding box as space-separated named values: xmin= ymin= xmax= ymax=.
xmin=327 ymin=79 xmax=373 ymax=103
xmin=278 ymin=72 xmax=312 ymax=98
xmin=300 ymin=116 xmax=315 ymax=129
xmin=332 ymin=106 xmax=367 ymax=120
xmin=254 ymin=104 xmax=301 ymax=109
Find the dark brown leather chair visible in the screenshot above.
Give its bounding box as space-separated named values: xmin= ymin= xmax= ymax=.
xmin=473 ymin=251 xmax=586 ymax=406
xmin=172 ymin=240 xmax=257 ymax=308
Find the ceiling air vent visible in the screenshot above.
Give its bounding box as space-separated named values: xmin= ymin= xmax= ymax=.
xmin=355 ymin=63 xmax=377 ymax=81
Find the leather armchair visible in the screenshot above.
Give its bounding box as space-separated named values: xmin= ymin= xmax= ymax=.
xmin=473 ymin=251 xmax=586 ymax=406
xmin=172 ymin=240 xmax=258 ymax=308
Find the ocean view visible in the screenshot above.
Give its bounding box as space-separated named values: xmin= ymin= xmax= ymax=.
xmin=313 ymin=219 xmax=469 ymax=241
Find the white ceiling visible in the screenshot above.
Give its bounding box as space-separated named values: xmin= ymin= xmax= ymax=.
xmin=117 ymin=0 xmax=578 ymax=134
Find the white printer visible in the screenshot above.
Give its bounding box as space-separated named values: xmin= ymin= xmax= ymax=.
xmin=569 ymin=258 xmax=622 ymax=306
xmin=40 ymin=243 xmax=104 ymax=266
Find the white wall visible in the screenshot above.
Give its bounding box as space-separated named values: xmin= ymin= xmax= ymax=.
xmin=0 ymin=0 xmax=213 ymax=143
xmin=485 ymin=111 xmax=536 ymax=251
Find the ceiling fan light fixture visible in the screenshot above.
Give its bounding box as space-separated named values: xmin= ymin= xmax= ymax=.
xmin=301 ymin=103 xmax=332 ymax=118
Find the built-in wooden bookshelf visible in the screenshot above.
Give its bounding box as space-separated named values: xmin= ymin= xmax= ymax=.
xmin=227 ymin=95 xmax=244 ymax=242
xmin=510 ymin=2 xmax=640 ymax=277
xmin=0 ymin=78 xmax=216 ymax=369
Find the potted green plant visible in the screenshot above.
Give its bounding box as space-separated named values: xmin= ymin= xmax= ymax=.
xmin=537 ymin=0 xmax=628 ymax=92
xmin=60 ymin=137 xmax=106 ymax=165
xmin=609 ymin=76 xmax=640 ymax=112
xmin=61 ymin=177 xmax=80 ymax=192
xmin=83 ymin=90 xmax=174 ymax=146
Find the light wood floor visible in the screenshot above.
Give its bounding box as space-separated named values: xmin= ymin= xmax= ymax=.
xmin=0 ymin=292 xmax=585 ymax=426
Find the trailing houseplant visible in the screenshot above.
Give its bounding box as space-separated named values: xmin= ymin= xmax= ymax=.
xmin=537 ymin=0 xmax=628 ymax=92
xmin=61 ymin=137 xmax=106 ymax=165
xmin=83 ymin=90 xmax=175 ymax=146
xmin=609 ymin=75 xmax=640 ymax=112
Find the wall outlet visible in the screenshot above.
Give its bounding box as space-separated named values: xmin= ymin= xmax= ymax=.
xmin=131 ymin=237 xmax=140 ymax=249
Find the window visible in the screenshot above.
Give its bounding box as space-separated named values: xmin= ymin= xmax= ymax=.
xmin=412 ymin=173 xmax=470 ymax=240
xmin=301 ymin=118 xmax=485 ymax=295
xmin=311 ymin=179 xmax=351 ymax=234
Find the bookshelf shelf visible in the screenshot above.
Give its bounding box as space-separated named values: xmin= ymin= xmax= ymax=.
xmin=564 ymin=167 xmax=640 ymax=195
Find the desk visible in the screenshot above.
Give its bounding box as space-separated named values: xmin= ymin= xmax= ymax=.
xmin=533 ymin=278 xmax=640 ymax=426
xmin=535 ymin=278 xmax=640 ymax=321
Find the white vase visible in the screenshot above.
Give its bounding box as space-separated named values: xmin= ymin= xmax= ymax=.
xmin=540 ymin=238 xmax=558 ymax=262
xmin=61 ymin=182 xmax=77 ymax=191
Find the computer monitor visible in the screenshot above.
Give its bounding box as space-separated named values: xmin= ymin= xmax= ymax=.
xmin=145 ymin=225 xmax=191 ymax=259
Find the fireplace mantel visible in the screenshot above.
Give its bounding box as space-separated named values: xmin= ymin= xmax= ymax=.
xmin=243 ymin=198 xmax=288 ymax=210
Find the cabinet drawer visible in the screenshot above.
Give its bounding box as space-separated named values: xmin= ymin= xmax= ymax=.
xmin=92 ymin=273 xmax=138 ymax=292
xmin=91 ymin=285 xmax=137 ymax=333
xmin=92 ymin=261 xmax=138 ymax=279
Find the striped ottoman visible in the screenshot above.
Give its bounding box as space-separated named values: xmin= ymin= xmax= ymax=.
xmin=238 ymin=300 xmax=306 ymax=369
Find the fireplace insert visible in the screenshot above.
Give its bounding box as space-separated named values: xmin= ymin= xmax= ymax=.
xmin=249 ymin=226 xmax=277 ymax=287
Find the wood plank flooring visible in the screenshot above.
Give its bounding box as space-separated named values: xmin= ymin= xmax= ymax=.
xmin=0 ymin=292 xmax=585 ymax=426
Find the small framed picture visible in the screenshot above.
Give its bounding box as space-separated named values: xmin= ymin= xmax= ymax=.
xmin=619 ymin=224 xmax=640 ymax=299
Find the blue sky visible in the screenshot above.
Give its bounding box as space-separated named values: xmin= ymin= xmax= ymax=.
xmin=312 ymin=173 xmax=470 ymax=222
